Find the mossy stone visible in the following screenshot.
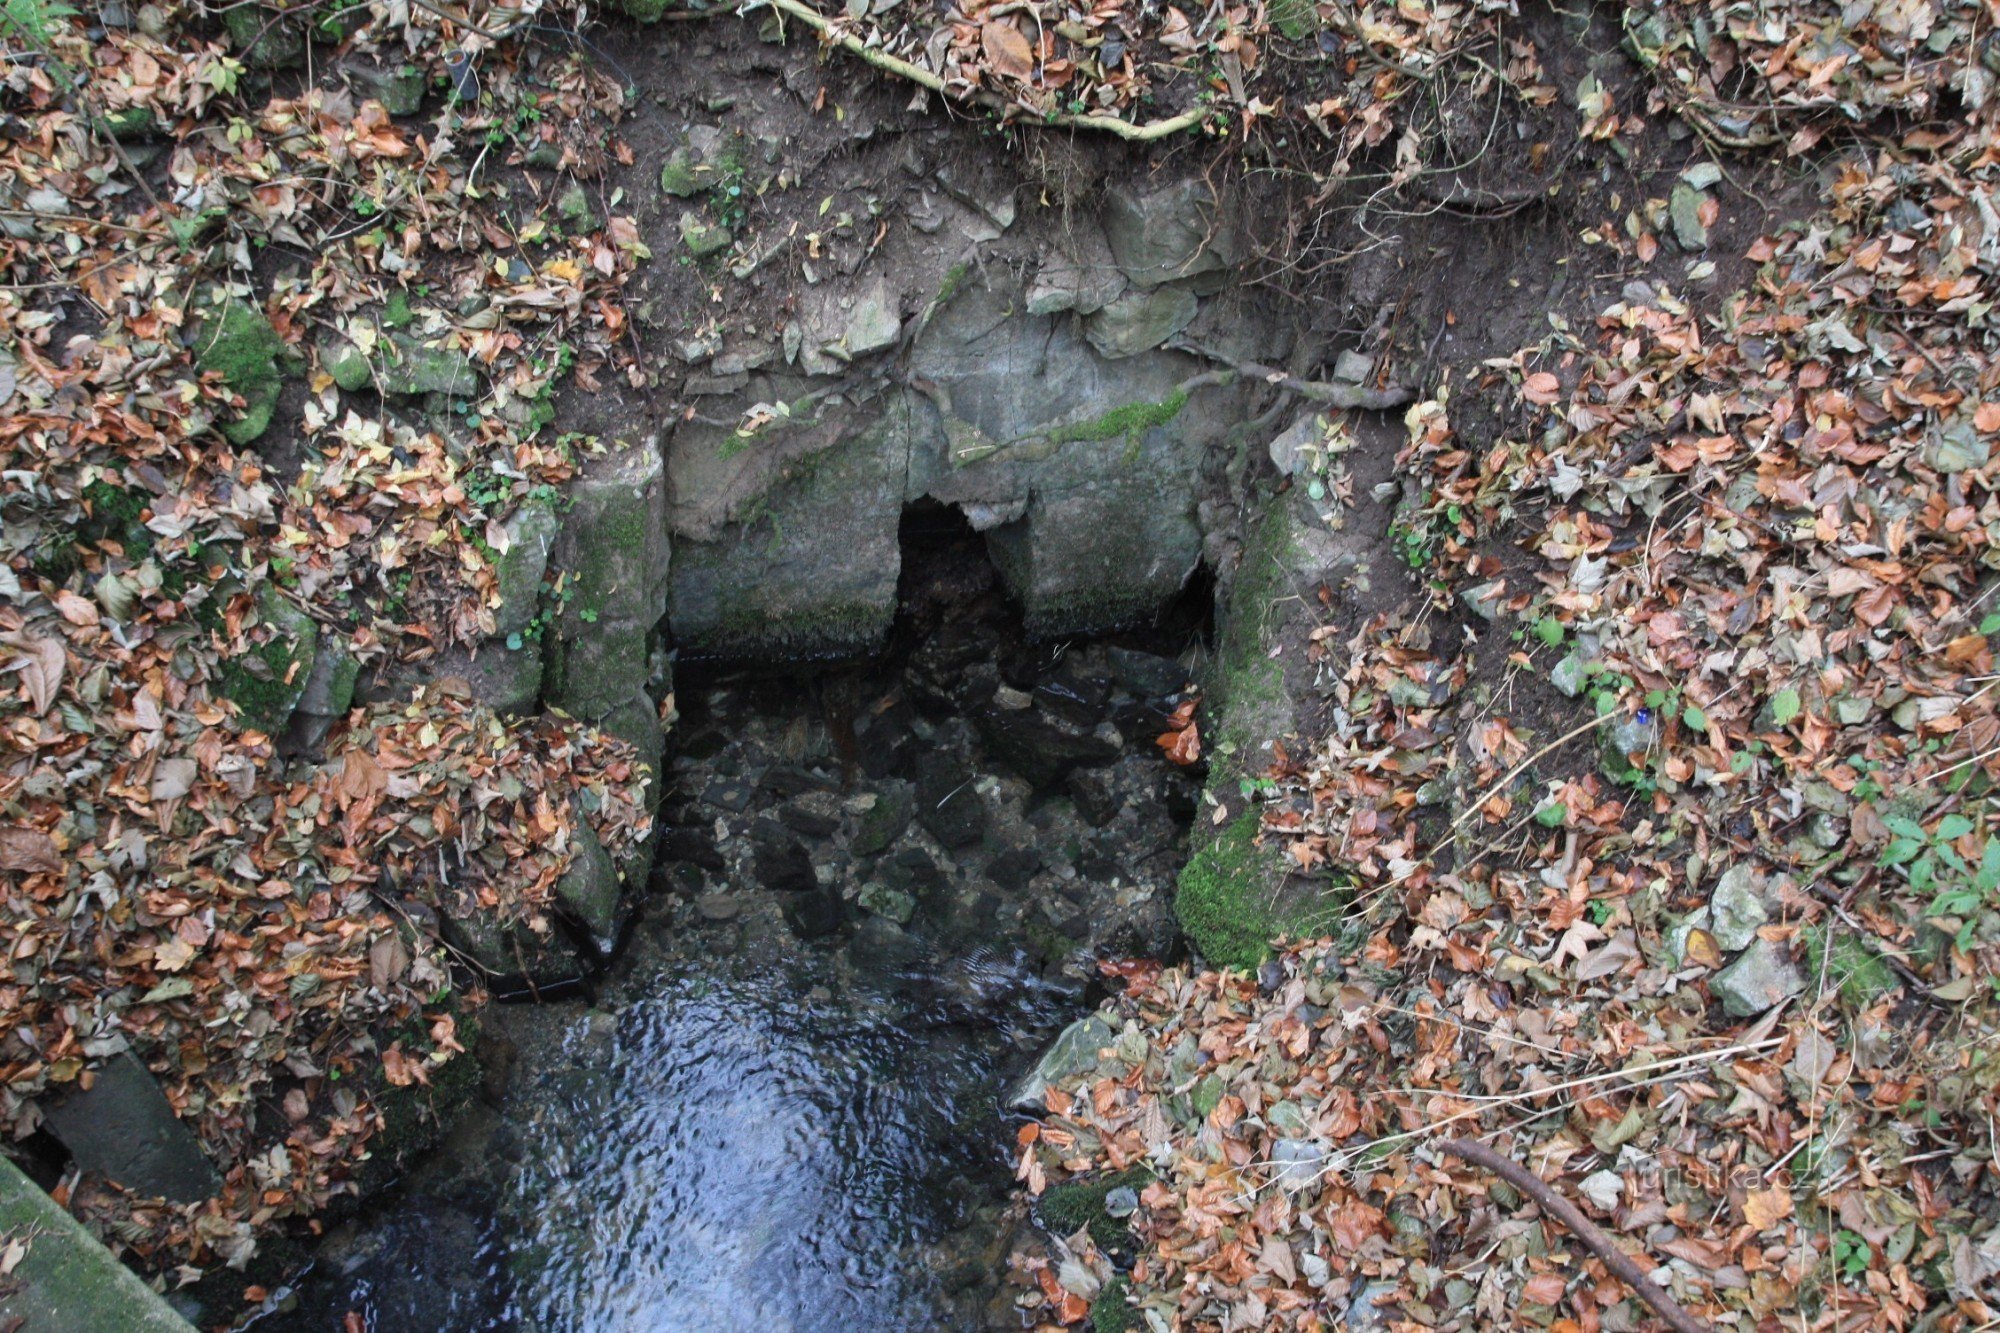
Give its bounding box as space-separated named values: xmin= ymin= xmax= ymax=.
xmin=1039 ymin=1166 xmax=1153 ymax=1249
xmin=1174 ymin=810 xmax=1319 ymax=971
xmin=492 ymin=499 xmax=560 ymax=637
xmin=378 ymin=335 xmax=481 ymax=398
xmin=217 ymin=585 xmax=317 ymax=735
xmin=196 ymin=301 xmax=288 ymax=447
xmin=222 ymin=5 xmax=304 ymax=67
xmin=1091 ymin=1275 xmax=1140 ymax=1333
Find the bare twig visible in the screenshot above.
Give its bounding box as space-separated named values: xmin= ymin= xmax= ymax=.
xmin=1439 ymin=1137 xmax=1712 ymax=1333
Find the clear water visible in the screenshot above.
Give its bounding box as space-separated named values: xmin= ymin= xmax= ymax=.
xmin=266 ymin=931 xmax=1063 ymax=1332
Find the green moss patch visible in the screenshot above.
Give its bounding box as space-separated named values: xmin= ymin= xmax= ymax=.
xmin=1804 ymin=925 xmax=1898 ymax=1006
xmin=1049 ymin=389 xmax=1189 ymax=445
xmin=1092 ymin=1275 xmax=1140 ymax=1332
xmin=1039 ymin=1165 xmax=1153 ymax=1249
xmin=1176 ymin=810 xmax=1304 ymax=971
xmin=196 ymin=301 xmax=288 ymax=446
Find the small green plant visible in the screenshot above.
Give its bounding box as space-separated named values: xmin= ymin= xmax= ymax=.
xmin=2 ymin=0 xmax=77 ymax=47
xmin=1881 ymin=811 xmax=1999 ymax=951
xmin=1832 ymin=1229 xmax=1870 ymax=1281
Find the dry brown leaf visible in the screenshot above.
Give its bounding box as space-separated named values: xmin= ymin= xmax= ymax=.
xmin=981 ymin=21 xmax=1036 ymax=80
xmin=0 ymin=827 xmax=60 ymax=874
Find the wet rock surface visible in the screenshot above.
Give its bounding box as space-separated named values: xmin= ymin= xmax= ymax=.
xmin=264 ymin=525 xmax=1202 ymax=1329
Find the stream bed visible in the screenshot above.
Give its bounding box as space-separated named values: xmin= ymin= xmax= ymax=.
xmin=262 ymin=519 xmax=1202 ymax=1330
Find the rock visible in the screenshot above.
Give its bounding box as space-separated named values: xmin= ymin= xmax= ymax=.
xmin=1034 ymin=664 xmax=1110 ymax=727
xmin=695 ymin=893 xmax=741 ymax=922
xmin=975 ymin=703 xmax=1121 ymax=790
xmin=858 ymin=882 xmax=916 ymax=924
xmin=986 ymin=846 xmax=1041 ymax=893
xmin=1458 ymin=579 xmax=1506 ymax=622
xmin=377 ymin=335 xmax=481 ymax=398
xmin=702 ymin=778 xmax=756 ymax=813
xmin=323 ymin=337 xmax=371 ymax=392
xmin=915 ymin=755 xmax=985 ymax=849
xmin=347 ymin=62 xmax=427 ymax=115
xmin=779 ymin=882 xmax=843 ymax=938
xmin=1670 ymin=182 xmax=1711 ymax=250
xmin=557 ymin=183 xmax=596 ymax=232
xmin=219 ymin=585 xmax=317 ymax=735
xmin=1084 ymin=285 xmax=1199 ymax=360
xmin=881 ymin=847 xmax=947 ymax=899
xmin=1100 ymin=179 xmax=1237 ymax=288
xmin=430 ymin=641 xmax=543 ymax=715
xmin=1005 ymin=1013 xmax=1116 ymax=1112
xmin=1550 ymin=653 xmax=1588 ymax=698
xmin=1268 ymin=1137 xmax=1334 ymax=1192
xmin=294 ymin=635 xmax=359 ymax=718
xmin=545 ymin=440 xmax=669 ymax=719
xmin=42 ymin=1051 xmax=221 ymax=1203
xmin=753 ymin=826 xmax=819 ymax=894
xmin=490 ymin=499 xmax=560 ymax=638
xmin=1600 ymin=714 xmax=1655 ymax=781
xmin=1067 ymin=767 xmax=1124 ymax=828
xmin=553 ymin=817 xmax=621 ymax=946
xmin=658 ymin=125 xmax=739 ymax=197
xmin=1710 ymin=938 xmax=1806 ymax=1017
xmin=1025 ymin=236 xmax=1127 ymax=316
xmin=223 ymin=5 xmax=303 ymax=66
xmin=852 ymin=782 xmax=914 ymax=856
xmin=0 ymin=1155 xmax=194 ymax=1331
xmin=1346 ymin=1280 xmax=1401 ymax=1331
xmin=777 ymin=798 xmax=841 ymax=838
xmin=679 ymin=211 xmax=732 ymax=257
xmin=659 ymin=823 xmax=725 ymax=873
xmin=1266 ymin=412 xmax=1320 ymax=477
xmin=1107 ymin=647 xmax=1189 ymax=699
xmin=1708 ymin=863 xmax=1770 ymax=952
xmin=834 ymin=280 xmax=901 ymax=360
xmin=194 ymin=299 xmax=288 ymax=447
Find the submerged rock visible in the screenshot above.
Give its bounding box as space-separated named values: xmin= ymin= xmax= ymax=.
xmin=974 ymin=701 xmax=1120 ymax=790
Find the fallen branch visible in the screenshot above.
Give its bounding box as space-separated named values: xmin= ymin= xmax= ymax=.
xmin=756 ymin=0 xmax=1208 ymax=141
xmin=1166 ymin=339 xmax=1416 ymax=410
xmin=1439 ymin=1138 xmax=1712 ymax=1333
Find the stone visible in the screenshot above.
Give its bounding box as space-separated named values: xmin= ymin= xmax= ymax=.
xmin=1550 ymin=653 xmax=1588 ymax=698
xmin=702 ymin=778 xmax=756 ymax=812
xmin=835 ymin=279 xmax=902 ymax=359
xmin=1346 ymin=1281 xmax=1401 ymax=1331
xmin=915 ymin=754 xmax=985 ymax=849
xmin=553 ymin=817 xmax=621 ymax=946
xmin=1100 ymin=179 xmax=1237 ymax=288
xmin=1107 ymin=647 xmax=1189 ymax=699
xmin=1005 ymin=1012 xmax=1116 ymax=1112
xmin=546 ymin=440 xmax=669 ymax=719
xmin=42 ymin=1051 xmax=221 ymax=1203
xmin=1670 ymin=182 xmax=1710 ymax=250
xmin=219 ymin=585 xmax=317 ymax=735
xmin=294 ymin=636 xmax=359 ymax=717
xmin=852 ymin=781 xmax=914 ymax=856
xmin=974 ymin=702 xmax=1121 ymax=790
xmin=195 ymin=300 xmax=288 ymax=447
xmin=779 ymin=882 xmax=843 ymax=938
xmin=431 ymin=641 xmax=542 ymax=715
xmin=777 ymin=799 xmax=840 ymax=839
xmin=1034 ymin=665 xmax=1110 ymax=727
xmin=753 ymin=826 xmax=820 ymax=894
xmin=1025 ymin=236 xmax=1127 ymax=316
xmin=1067 ymin=767 xmax=1123 ymax=828
xmin=1708 ymin=863 xmax=1770 ymax=952
xmin=695 ymin=893 xmax=741 ymax=922
xmin=1600 ymin=714 xmax=1655 ymax=781
xmin=986 ymin=847 xmax=1041 ymax=893
xmin=858 ymin=882 xmax=917 ymax=924
xmin=1266 ymin=412 xmax=1320 ymax=477
xmin=880 ymin=847 xmax=946 ymax=899
xmin=377 ymin=335 xmax=481 ymax=398
xmin=323 ymin=337 xmax=371 ymax=392
xmin=1268 ymin=1137 xmax=1334 ymax=1192
xmin=1710 ymin=938 xmax=1806 ymax=1016
xmin=557 ymin=183 xmax=596 ymax=231
xmin=1083 ymin=285 xmax=1199 ymax=360
xmin=347 ymin=62 xmax=427 ymax=115
xmin=0 ymin=1155 xmax=194 ymax=1332
xmin=223 ymin=5 xmax=303 ymax=66
xmin=679 ymin=211 xmax=732 ymax=257
xmin=658 ymin=125 xmax=739 ymax=197
xmin=1458 ymin=579 xmax=1506 ymax=622
xmin=491 ymin=498 xmax=560 ymax=637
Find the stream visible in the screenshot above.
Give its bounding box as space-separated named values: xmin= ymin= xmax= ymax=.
xmin=261 ymin=515 xmax=1203 ymax=1330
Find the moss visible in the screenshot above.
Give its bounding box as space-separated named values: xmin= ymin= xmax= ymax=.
xmin=1211 ymin=496 xmax=1293 ymax=747
xmin=216 ymin=587 xmax=317 ymax=735
xmin=358 ymin=1006 xmax=482 ymax=1195
xmin=1049 ymin=389 xmax=1189 ymax=446
xmin=1040 ymin=1166 xmax=1153 ymax=1249
xmin=195 ymin=301 xmax=288 ymax=446
xmin=1268 ymin=0 xmax=1316 ymax=38
xmin=1176 ymin=810 xmax=1300 ymax=971
xmin=1091 ymin=1275 xmax=1140 ymax=1333
xmin=613 ymin=0 xmax=674 ymax=21
xmin=92 ymin=107 xmax=158 ymax=141
xmin=1804 ymin=925 xmax=1898 ymax=1006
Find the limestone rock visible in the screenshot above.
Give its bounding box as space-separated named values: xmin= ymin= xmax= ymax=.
xmin=42 ymin=1051 xmax=220 ymax=1203
xmin=1711 ymin=937 xmax=1805 ymax=1016
xmin=1084 ymin=286 xmax=1199 ymax=360
xmin=491 ymin=498 xmax=560 ymax=638
xmin=346 ymin=62 xmax=427 ymax=115
xmin=377 ymin=335 xmax=481 ymax=398
xmin=658 ymin=125 xmax=740 ymax=197
xmin=1025 ymin=232 xmax=1126 ymax=316
xmin=195 ymin=300 xmax=288 ymax=446
xmin=546 ymin=440 xmax=669 ymax=719
xmin=553 ymin=817 xmax=621 ymax=948
xmin=1708 ymin=863 xmax=1770 ymax=952
xmin=1100 ymin=179 xmax=1238 ymax=288
xmin=294 ymin=635 xmax=358 ymax=718
xmin=679 ymin=211 xmax=732 ymax=257
xmin=0 ymin=1156 xmax=194 ymax=1331
xmin=1006 ymin=1012 xmax=1116 ymax=1112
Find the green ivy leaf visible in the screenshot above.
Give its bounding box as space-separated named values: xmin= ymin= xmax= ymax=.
xmin=1770 ymin=688 xmax=1801 ymax=726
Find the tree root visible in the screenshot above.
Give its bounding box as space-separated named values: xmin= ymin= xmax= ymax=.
xmin=1168 ymin=340 xmax=1416 ymax=411
xmin=1439 ymin=1138 xmax=1712 ymax=1333
xmin=757 ymin=0 xmax=1208 ymax=141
